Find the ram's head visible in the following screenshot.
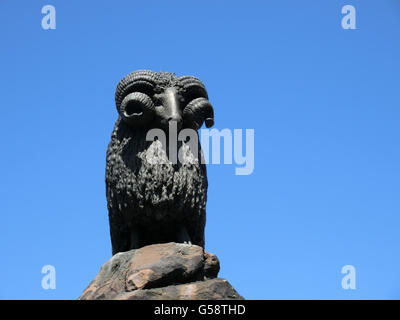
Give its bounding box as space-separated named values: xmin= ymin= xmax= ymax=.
xmin=115 ymin=70 xmax=214 ymax=132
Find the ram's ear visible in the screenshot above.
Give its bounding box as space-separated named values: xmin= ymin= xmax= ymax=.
xmin=205 ymin=118 xmax=214 ymax=128
xmin=119 ymin=92 xmax=155 ymax=127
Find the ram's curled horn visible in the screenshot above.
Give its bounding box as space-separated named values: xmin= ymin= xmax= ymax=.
xmin=183 ymin=97 xmax=214 ymax=130
xmin=115 ymin=70 xmax=157 ymax=112
xmin=119 ymin=92 xmax=155 ymax=127
xmin=179 ymin=76 xmax=209 ymax=100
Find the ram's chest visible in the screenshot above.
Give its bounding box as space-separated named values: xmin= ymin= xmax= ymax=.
xmin=106 ymin=137 xmax=207 ymax=221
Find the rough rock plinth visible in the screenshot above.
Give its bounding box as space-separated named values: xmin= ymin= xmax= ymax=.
xmin=79 ymin=242 xmax=243 ymax=300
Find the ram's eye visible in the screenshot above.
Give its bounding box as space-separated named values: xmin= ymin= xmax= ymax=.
xmin=152 ymin=93 xmax=163 ymax=106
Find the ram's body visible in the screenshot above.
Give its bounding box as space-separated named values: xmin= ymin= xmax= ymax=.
xmin=106 ymin=70 xmax=214 ymax=255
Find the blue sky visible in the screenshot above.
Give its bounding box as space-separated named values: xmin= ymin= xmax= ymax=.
xmin=1 ymin=0 xmax=399 ymax=299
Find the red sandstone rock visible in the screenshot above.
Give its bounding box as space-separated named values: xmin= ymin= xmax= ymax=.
xmin=79 ymin=242 xmax=242 ymax=300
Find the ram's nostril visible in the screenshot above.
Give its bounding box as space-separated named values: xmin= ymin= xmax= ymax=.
xmin=168 ymin=117 xmax=180 ymax=122
xmin=167 ymin=115 xmax=183 ymax=124
xmin=167 ymin=117 xmax=183 ymax=131
xmin=125 ymin=101 xmax=143 ymax=116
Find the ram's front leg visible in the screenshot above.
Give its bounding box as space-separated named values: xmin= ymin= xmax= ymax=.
xmin=176 ymin=224 xmax=192 ymax=245
xmin=109 ymin=209 xmax=131 ymax=255
xmin=130 ymin=225 xmax=141 ymax=250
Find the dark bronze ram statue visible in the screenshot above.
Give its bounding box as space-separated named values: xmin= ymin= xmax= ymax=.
xmin=106 ymin=70 xmax=215 ymax=255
